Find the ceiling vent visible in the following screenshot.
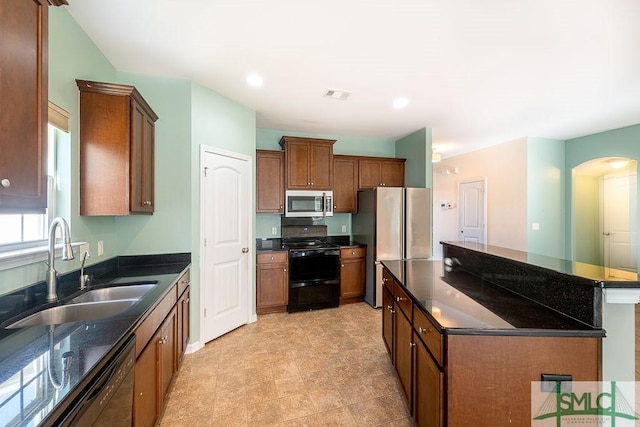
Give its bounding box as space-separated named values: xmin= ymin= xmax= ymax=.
xmin=324 ymin=89 xmax=351 ymax=101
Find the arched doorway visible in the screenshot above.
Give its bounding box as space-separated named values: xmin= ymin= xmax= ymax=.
xmin=572 ymin=157 xmax=637 ymax=278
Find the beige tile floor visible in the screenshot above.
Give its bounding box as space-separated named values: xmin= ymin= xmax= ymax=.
xmin=160 ymin=302 xmax=411 ymax=426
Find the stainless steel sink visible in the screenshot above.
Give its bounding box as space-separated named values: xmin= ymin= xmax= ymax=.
xmin=70 ymin=284 xmax=156 ymax=304
xmin=5 ymin=300 xmax=139 ymax=329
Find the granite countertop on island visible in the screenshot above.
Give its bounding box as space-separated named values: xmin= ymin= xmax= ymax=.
xmin=381 ymin=258 xmax=604 ymax=338
xmin=0 ymin=253 xmax=191 ymax=427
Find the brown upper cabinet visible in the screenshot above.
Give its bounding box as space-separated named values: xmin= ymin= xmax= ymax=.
xmin=0 ymin=0 xmax=56 ymax=211
xmin=279 ymin=136 xmax=335 ymax=190
xmin=256 ymin=150 xmax=284 ymax=213
xmin=358 ymin=157 xmax=406 ymax=189
xmin=77 ymin=79 xmax=158 ymax=215
xmin=333 ymin=155 xmax=359 ymax=213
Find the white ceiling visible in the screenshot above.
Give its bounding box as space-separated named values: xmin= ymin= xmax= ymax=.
xmin=65 ymin=0 xmax=640 ymax=158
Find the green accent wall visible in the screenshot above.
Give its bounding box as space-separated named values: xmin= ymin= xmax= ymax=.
xmin=572 ymin=175 xmax=601 ymax=264
xmin=526 ymin=138 xmax=565 ymax=258
xmin=395 ymin=128 xmax=432 ymax=188
xmin=565 ymin=124 xmax=640 ymax=261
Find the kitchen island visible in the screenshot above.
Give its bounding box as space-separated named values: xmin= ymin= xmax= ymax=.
xmin=0 ymin=253 xmax=190 ymax=426
xmin=381 ymin=247 xmax=605 ymax=426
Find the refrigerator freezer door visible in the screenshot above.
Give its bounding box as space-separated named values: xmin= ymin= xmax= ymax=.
xmin=405 ymin=188 xmax=432 ymax=259
xmin=376 ymin=187 xmax=404 ymax=261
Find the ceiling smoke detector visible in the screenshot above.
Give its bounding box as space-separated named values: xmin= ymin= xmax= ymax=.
xmin=324 ymin=89 xmax=351 ymax=101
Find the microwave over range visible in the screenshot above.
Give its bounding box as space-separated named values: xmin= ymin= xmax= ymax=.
xmin=285 ymin=190 xmax=333 ymax=217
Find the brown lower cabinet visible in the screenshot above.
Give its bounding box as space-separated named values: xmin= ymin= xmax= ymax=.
xmin=339 ymin=247 xmax=365 ymax=303
xmin=256 ymin=251 xmax=288 ymax=314
xmin=133 ymin=269 xmax=190 ymax=427
xmin=383 ymin=266 xmax=600 ymax=427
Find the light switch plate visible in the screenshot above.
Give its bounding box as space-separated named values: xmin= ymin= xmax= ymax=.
xmin=341 ymin=225 xmax=347 ymax=233
xmin=271 ymin=227 xmax=277 ymax=235
xmin=97 ymin=240 xmax=104 ymax=256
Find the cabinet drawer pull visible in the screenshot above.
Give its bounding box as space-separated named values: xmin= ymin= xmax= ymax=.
xmin=419 ymin=327 xmax=429 ymax=334
xmin=409 ymin=342 xmax=416 ymax=348
xmin=341 ymin=264 xmax=345 ymax=268
xmin=1 ymin=179 xmax=10 ymax=188
xmin=351 ymin=251 xmax=355 ymax=255
xmin=396 ymin=296 xmax=406 ymax=302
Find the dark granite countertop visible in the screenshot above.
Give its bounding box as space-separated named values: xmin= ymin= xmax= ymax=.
xmin=256 ymin=237 xmax=365 ymax=252
xmin=442 ymin=241 xmax=639 ymax=287
xmin=381 ymin=259 xmax=604 ymax=338
xmin=0 ymin=253 xmax=190 ymax=427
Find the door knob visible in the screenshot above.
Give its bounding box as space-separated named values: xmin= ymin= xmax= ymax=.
xmin=242 ymin=247 xmax=249 ymax=253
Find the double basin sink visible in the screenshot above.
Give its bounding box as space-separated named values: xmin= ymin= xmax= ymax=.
xmin=5 ymin=283 xmax=157 ymax=329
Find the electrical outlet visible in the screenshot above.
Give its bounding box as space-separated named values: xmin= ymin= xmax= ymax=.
xmin=341 ymin=225 xmax=347 ymax=233
xmin=271 ymin=227 xmax=278 ymax=235
xmin=79 ymin=243 xmax=90 ymax=257
xmin=97 ymin=240 xmax=104 ymax=256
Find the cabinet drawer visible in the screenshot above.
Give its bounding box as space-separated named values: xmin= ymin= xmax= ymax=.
xmin=340 ymin=247 xmax=365 ymax=259
xmin=413 ymin=307 xmax=443 ymax=366
xmin=135 ymin=285 xmax=177 ymax=358
xmin=257 ymin=251 xmax=288 ymax=265
xmin=177 ymin=269 xmax=190 ymax=297
xmin=382 ymin=268 xmax=394 ymax=292
xmin=393 ymin=282 xmax=412 ymax=321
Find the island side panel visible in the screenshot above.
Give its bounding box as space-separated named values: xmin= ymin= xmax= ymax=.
xmin=446 ymin=334 xmax=601 ymax=426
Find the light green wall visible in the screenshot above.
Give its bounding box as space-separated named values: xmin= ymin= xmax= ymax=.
xmin=115 ymin=73 xmax=193 ymax=255
xmin=395 ymin=128 xmax=432 ymax=188
xmin=565 ymin=124 xmax=640 ymax=261
xmin=256 ymin=128 xmax=396 ymax=156
xmin=526 ymin=138 xmax=565 ymax=258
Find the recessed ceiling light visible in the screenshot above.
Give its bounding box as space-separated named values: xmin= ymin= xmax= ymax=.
xmin=608 ymin=159 xmax=629 ymax=169
xmin=246 ymin=73 xmax=264 ymax=87
xmin=392 ymin=97 xmax=409 ymax=109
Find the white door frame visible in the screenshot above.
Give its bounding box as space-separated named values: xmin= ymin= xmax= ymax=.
xmin=457 ymin=178 xmax=488 ymax=244
xmin=198 ymin=145 xmax=256 ymax=348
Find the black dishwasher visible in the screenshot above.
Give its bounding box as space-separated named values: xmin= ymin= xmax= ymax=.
xmin=57 ymin=335 xmax=136 ymax=427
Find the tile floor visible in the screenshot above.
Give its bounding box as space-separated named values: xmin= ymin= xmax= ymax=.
xmin=159 ymin=302 xmax=411 ymax=426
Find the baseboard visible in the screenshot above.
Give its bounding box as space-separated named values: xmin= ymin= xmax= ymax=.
xmin=185 ymin=341 xmax=204 ymax=354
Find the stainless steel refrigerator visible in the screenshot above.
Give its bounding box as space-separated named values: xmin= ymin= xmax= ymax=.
xmin=352 ymin=187 xmax=432 ymax=307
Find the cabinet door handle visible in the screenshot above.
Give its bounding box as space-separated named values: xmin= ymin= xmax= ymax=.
xmin=419 ymin=327 xmax=430 ymax=334
xmin=283 ymin=268 xmax=287 ymax=272
xmin=352 ymin=251 xmax=356 ymax=255
xmin=409 ymin=342 xmax=416 ymax=348
xmin=1 ymin=179 xmax=10 ymax=188
xmin=382 ymin=277 xmax=388 ymax=283
xmin=341 ymin=264 xmax=345 ymax=267
xmin=396 ymin=296 xmax=405 ymax=302
xmin=279 ymin=205 xmax=283 ymax=209
xmin=242 ymin=247 xmax=249 ymax=253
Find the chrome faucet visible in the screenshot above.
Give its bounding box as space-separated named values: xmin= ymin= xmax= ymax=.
xmin=46 ymin=217 xmax=75 ymax=302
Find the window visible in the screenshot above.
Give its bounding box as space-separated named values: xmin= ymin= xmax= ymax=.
xmin=0 ymin=102 xmax=69 ymax=254
xmin=0 ymin=126 xmax=56 ymax=251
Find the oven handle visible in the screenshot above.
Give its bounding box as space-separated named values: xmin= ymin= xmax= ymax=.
xmin=290 ymin=279 xmax=340 ymax=289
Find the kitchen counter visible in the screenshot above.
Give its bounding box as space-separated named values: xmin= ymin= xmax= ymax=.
xmin=255 ymin=237 xmax=365 ymax=252
xmin=382 ymin=258 xmax=604 ymax=337
xmin=0 ymin=253 xmax=190 ymax=427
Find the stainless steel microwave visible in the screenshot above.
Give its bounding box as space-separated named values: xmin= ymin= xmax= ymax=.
xmin=285 ymin=190 xmax=334 ymax=217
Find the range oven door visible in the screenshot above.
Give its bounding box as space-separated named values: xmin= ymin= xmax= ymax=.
xmin=287 ymin=248 xmax=340 ymax=312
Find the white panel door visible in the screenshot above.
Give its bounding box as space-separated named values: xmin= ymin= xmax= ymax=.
xmin=603 ymin=174 xmax=637 ymax=277
xmin=458 ymin=180 xmax=486 ymax=245
xmin=201 ymin=147 xmax=251 ymax=343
